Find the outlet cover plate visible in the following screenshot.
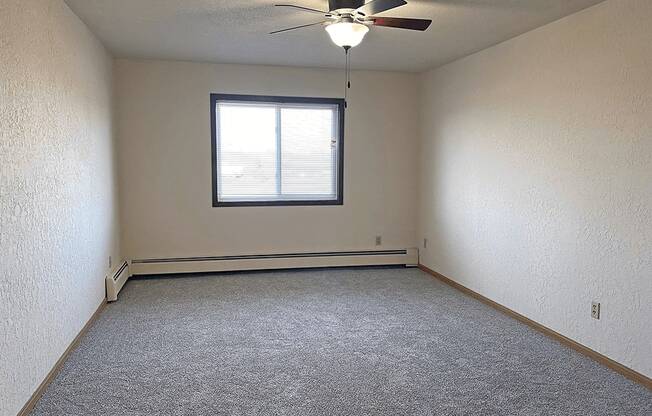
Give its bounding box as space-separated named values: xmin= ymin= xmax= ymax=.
xmin=591 ymin=301 xmax=600 ymax=319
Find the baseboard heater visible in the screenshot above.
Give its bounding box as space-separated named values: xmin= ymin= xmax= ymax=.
xmin=106 ymin=261 xmax=130 ymax=302
xmin=130 ymin=248 xmax=419 ymax=276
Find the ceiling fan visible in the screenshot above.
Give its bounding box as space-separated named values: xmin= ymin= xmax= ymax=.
xmin=271 ymin=0 xmax=432 ymax=49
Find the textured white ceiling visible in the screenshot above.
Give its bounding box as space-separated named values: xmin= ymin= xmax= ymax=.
xmin=65 ymin=0 xmax=605 ymax=72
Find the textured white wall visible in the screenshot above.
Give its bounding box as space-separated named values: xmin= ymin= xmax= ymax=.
xmin=418 ymin=0 xmax=652 ymax=377
xmin=115 ymin=60 xmax=419 ymax=260
xmin=0 ymin=1 xmax=121 ymax=415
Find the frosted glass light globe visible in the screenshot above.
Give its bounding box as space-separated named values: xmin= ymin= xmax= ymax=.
xmin=325 ymin=22 xmax=369 ymax=48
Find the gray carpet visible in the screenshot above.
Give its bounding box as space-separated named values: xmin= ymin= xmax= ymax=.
xmin=31 ymin=267 xmax=651 ymax=415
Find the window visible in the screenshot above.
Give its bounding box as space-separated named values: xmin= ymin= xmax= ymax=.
xmin=211 ymin=94 xmax=344 ymax=207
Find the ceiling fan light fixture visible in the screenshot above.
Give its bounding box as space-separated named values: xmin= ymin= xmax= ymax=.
xmin=325 ymin=21 xmax=369 ymax=48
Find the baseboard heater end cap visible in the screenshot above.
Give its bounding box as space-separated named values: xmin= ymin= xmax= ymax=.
xmin=106 ymin=261 xmax=130 ymax=302
xmin=406 ymin=248 xmax=419 ymax=267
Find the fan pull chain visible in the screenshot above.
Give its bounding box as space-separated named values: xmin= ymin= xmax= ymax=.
xmin=347 ymin=47 xmax=352 ymax=89
xmin=344 ymin=46 xmax=351 ymax=108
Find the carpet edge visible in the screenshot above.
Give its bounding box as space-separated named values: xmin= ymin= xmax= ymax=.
xmin=418 ymin=264 xmax=652 ymax=390
xmin=17 ymin=298 xmax=107 ymax=416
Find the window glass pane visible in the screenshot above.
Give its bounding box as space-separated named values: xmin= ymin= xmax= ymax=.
xmin=281 ymin=107 xmax=335 ymax=196
xmin=218 ymin=104 xmax=277 ymax=199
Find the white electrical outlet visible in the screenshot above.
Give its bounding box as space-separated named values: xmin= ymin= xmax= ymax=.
xmin=109 ymin=256 xmax=112 ymax=269
xmin=591 ymin=301 xmax=600 ymax=319
xmin=423 ymin=238 xmax=428 ymax=249
xmin=375 ymin=236 xmax=382 ymax=246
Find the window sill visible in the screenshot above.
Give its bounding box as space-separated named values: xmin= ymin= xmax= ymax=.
xmin=213 ymin=199 xmax=343 ymax=207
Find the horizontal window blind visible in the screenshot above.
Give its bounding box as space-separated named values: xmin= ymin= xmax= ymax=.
xmin=280 ymin=107 xmax=335 ymax=197
xmin=218 ymin=104 xmax=278 ymax=198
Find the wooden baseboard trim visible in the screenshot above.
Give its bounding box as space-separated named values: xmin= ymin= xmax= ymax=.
xmin=418 ymin=264 xmax=651 ymax=390
xmin=17 ymin=298 xmax=107 ymax=416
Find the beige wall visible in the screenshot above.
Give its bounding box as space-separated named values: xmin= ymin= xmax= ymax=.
xmin=115 ymin=60 xmax=419 ymax=260
xmin=418 ymin=0 xmax=652 ymax=377
xmin=0 ymin=0 xmax=121 ymax=414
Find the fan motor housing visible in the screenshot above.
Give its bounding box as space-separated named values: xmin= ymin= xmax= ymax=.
xmin=329 ymin=0 xmax=366 ymax=12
